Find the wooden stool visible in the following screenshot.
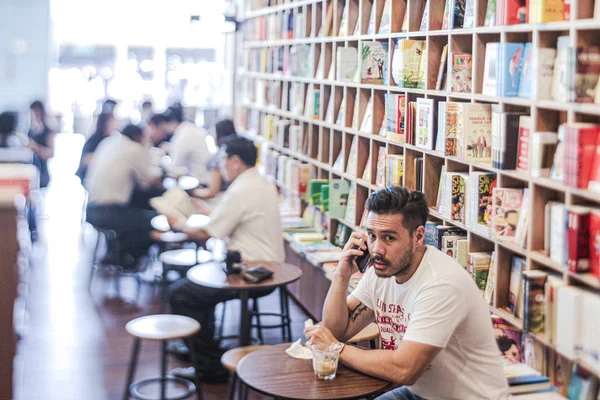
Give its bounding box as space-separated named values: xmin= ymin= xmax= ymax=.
xmin=348 ymin=323 xmax=380 ymax=349
xmin=123 ymin=314 xmax=201 ymax=400
xmin=221 ymin=345 xmax=269 ymax=400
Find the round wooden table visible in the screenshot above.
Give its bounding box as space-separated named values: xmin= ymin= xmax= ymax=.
xmin=237 ymin=343 xmax=390 ymax=400
xmin=187 ymin=261 xmax=302 ymax=346
xmin=151 ymin=213 xmax=210 ymax=232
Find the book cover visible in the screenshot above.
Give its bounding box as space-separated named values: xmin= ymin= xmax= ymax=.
xmin=442 ymin=0 xmax=452 ymax=29
xmin=394 ymin=40 xmax=425 ymax=88
xmin=565 ymin=123 xmax=599 ymax=189
xmin=444 ymin=102 xmax=460 ymax=156
xmin=416 ymin=98 xmax=436 ymax=150
xmin=517 ymin=43 xmax=534 ymax=98
xmin=516 ymin=116 xmax=532 ymax=173
xmin=544 ymin=274 xmax=566 ymax=344
xmin=450 ymin=52 xmax=473 ymax=93
xmin=432 ymin=226 xmax=467 ymax=250
xmin=452 ymin=0 xmax=466 ymax=28
xmin=360 ymin=41 xmax=388 ymax=85
xmin=549 ymin=202 xmax=567 ymax=265
xmin=386 ymin=155 xmax=404 ymax=186
xmin=420 ymin=0 xmax=430 ymax=31
xmin=385 ymin=93 xmax=406 ymax=143
xmin=551 ymin=36 xmax=571 ymax=102
xmin=530 ymin=0 xmax=565 ymax=23
xmin=575 ymin=46 xmax=600 ymax=103
xmin=467 ymin=252 xmax=492 ymax=293
xmin=536 ymin=48 xmax=557 ymax=100
xmin=493 ymin=315 xmax=523 ymax=364
xmin=417 ymin=42 xmax=428 ymax=89
xmin=366 ymin=3 xmax=377 ymax=34
xmin=509 ymin=256 xmax=526 ymax=318
xmin=360 ymin=96 xmax=374 ymax=133
xmin=529 ymin=132 xmax=558 ymax=178
xmin=346 ymin=135 xmax=359 ymax=175
xmin=441 ymin=233 xmax=468 ymax=259
xmin=567 ymin=206 xmax=591 ymax=273
xmin=425 ymin=221 xmax=441 ymax=247
xmin=514 ymin=188 xmax=530 ymax=248
xmin=590 ymin=209 xmax=600 ymax=279
xmin=436 ymin=45 xmax=449 ymax=90
xmin=344 ymin=182 xmax=357 ymax=223
xmin=484 ymin=0 xmax=497 ymax=26
xmin=329 ymin=179 xmax=350 ymax=219
xmin=337 ymin=47 xmax=359 ymax=82
xmin=492 ymin=188 xmax=523 ymax=240
xmin=375 ymin=147 xmax=387 ymax=187
xmin=463 ymin=0 xmax=476 ymax=27
xmin=484 ymin=252 xmax=496 ymax=304
xmin=338 ymin=3 xmax=349 ymax=36
xmin=522 ymin=270 xmax=548 ymax=333
xmin=378 ymin=0 xmax=392 ymax=34
xmin=450 ymin=173 xmax=469 ymax=222
xmin=467 ymin=172 xmax=496 ymax=237
xmin=362 ymin=153 xmax=372 ymax=181
xmin=459 ymin=103 xmax=492 ymax=163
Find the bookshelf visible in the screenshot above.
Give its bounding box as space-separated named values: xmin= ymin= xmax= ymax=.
xmin=237 ymin=0 xmax=600 ymax=391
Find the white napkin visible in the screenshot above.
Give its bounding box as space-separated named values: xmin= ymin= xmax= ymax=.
xmin=285 ymin=339 xmax=312 ymax=360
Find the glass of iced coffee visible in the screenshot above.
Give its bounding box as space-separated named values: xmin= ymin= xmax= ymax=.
xmin=310 ymin=342 xmax=343 ymax=380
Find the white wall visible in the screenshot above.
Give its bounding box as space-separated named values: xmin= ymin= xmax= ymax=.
xmin=0 ymin=0 xmax=51 ymax=118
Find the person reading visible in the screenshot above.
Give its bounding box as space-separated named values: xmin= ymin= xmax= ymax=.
xmin=305 ymin=186 xmax=509 ymax=400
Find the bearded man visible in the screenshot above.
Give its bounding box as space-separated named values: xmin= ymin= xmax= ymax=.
xmin=305 ymin=186 xmax=509 ymax=400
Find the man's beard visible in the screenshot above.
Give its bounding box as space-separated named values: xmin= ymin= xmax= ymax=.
xmin=372 ymin=241 xmax=414 ymax=278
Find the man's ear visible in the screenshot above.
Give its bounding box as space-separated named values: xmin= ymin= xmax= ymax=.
xmin=414 ymin=225 xmax=425 ymax=245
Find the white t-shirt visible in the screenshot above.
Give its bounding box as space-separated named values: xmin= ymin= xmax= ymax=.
xmin=203 ymin=167 xmax=285 ymax=262
xmin=85 ymin=134 xmax=161 ymax=206
xmin=169 ymin=121 xmax=213 ymax=184
xmin=352 ymin=246 xmax=509 ymax=400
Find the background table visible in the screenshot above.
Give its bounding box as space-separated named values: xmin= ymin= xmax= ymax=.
xmin=151 ymin=213 xmax=209 ymax=232
xmin=186 ymin=261 xmax=302 ymax=346
xmin=237 ymin=343 xmax=389 ymax=400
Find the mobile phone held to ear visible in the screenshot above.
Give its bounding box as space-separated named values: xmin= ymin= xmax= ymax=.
xmin=352 ymin=239 xmax=370 ymax=273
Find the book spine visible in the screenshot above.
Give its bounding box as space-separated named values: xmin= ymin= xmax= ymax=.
xmin=568 ymin=211 xmax=591 ymax=273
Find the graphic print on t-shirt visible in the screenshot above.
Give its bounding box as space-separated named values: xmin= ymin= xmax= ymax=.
xmin=375 ymin=298 xmax=410 ymax=350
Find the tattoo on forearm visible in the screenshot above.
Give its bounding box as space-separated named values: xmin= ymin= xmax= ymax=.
xmin=348 ymin=303 xmax=368 ymax=322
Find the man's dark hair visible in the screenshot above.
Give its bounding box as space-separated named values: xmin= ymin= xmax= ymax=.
xmin=215 ymin=119 xmax=237 ymax=140
xmin=121 ymin=124 xmax=144 ymax=141
xmin=166 ymin=103 xmax=184 ymax=123
xmin=224 ymin=136 xmax=257 ymax=167
xmin=0 ymin=112 xmax=17 ymax=135
xmin=30 ymin=100 xmax=45 ymax=114
xmin=365 ymin=186 xmax=429 ymax=233
xmin=149 ymin=113 xmax=170 ymax=126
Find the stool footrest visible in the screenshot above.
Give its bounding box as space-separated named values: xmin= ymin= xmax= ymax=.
xmin=129 ymin=376 xmax=195 ymax=400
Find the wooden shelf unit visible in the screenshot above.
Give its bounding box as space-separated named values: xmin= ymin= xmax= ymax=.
xmin=239 ymin=0 xmax=600 ymax=380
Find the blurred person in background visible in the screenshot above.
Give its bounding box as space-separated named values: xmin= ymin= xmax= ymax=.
xmin=166 ymin=103 xmax=212 ymax=185
xmin=27 ymin=100 xmax=55 ymax=188
xmin=192 ymin=119 xmax=237 ymax=200
xmin=0 ymin=112 xmax=22 ymax=148
xmin=76 ymin=112 xmax=119 ymax=182
xmin=141 ymin=100 xmax=153 ymax=124
xmin=85 ymin=124 xmax=162 ymax=268
xmin=145 ymin=113 xmax=172 ymax=149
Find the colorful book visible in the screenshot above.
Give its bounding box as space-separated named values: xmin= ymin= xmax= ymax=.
xmin=517 ymin=43 xmax=534 ymax=98
xmin=493 ymin=315 xmax=523 ymax=364
xmin=484 ymin=0 xmax=497 ymax=26
xmin=452 ymin=0 xmax=466 ymax=28
xmin=514 ymin=188 xmax=530 ymax=248
xmin=516 ymin=116 xmax=532 ymax=173
xmin=482 ymin=42 xmax=525 ymax=97
xmin=392 ymin=39 xmax=425 ymax=88
xmin=509 ymin=256 xmax=526 ymax=318
xmin=466 ymin=172 xmax=496 ymax=238
xmin=467 ymin=252 xmax=492 ymax=294
xmin=492 ymin=187 xmax=524 ymax=240
xmin=575 ymin=46 xmax=600 ymax=103
xmin=329 ymin=179 xmax=350 ymax=219
xmin=360 ymin=41 xmax=388 ymax=85
xmin=458 ymin=103 xmax=492 ymax=163
xmin=522 ymin=270 xmax=548 ymax=333
xmin=450 ymin=53 xmax=473 ymax=93
xmin=416 ymin=98 xmax=435 ymax=150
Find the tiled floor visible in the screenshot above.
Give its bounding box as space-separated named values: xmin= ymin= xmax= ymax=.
xmin=13 ymin=134 xmax=309 ymax=399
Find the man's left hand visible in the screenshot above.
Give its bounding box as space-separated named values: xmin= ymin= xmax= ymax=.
xmin=305 ymin=325 xmax=340 ymax=345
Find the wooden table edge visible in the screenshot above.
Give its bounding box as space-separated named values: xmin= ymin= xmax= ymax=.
xmin=236 ymin=345 xmax=391 ymax=400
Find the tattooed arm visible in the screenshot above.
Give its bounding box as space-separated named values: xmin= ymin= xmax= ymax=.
xmin=321 ymin=232 xmax=375 ymax=341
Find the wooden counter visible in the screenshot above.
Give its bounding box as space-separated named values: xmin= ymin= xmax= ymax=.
xmin=0 ymin=190 xmax=22 ymax=400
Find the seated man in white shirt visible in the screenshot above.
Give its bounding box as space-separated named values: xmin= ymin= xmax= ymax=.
xmin=85 ymin=124 xmax=163 ymax=267
xmin=305 ymin=186 xmax=509 ymax=400
xmin=166 ymin=136 xmax=284 ymax=383
xmin=166 ymin=104 xmax=213 ymax=185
